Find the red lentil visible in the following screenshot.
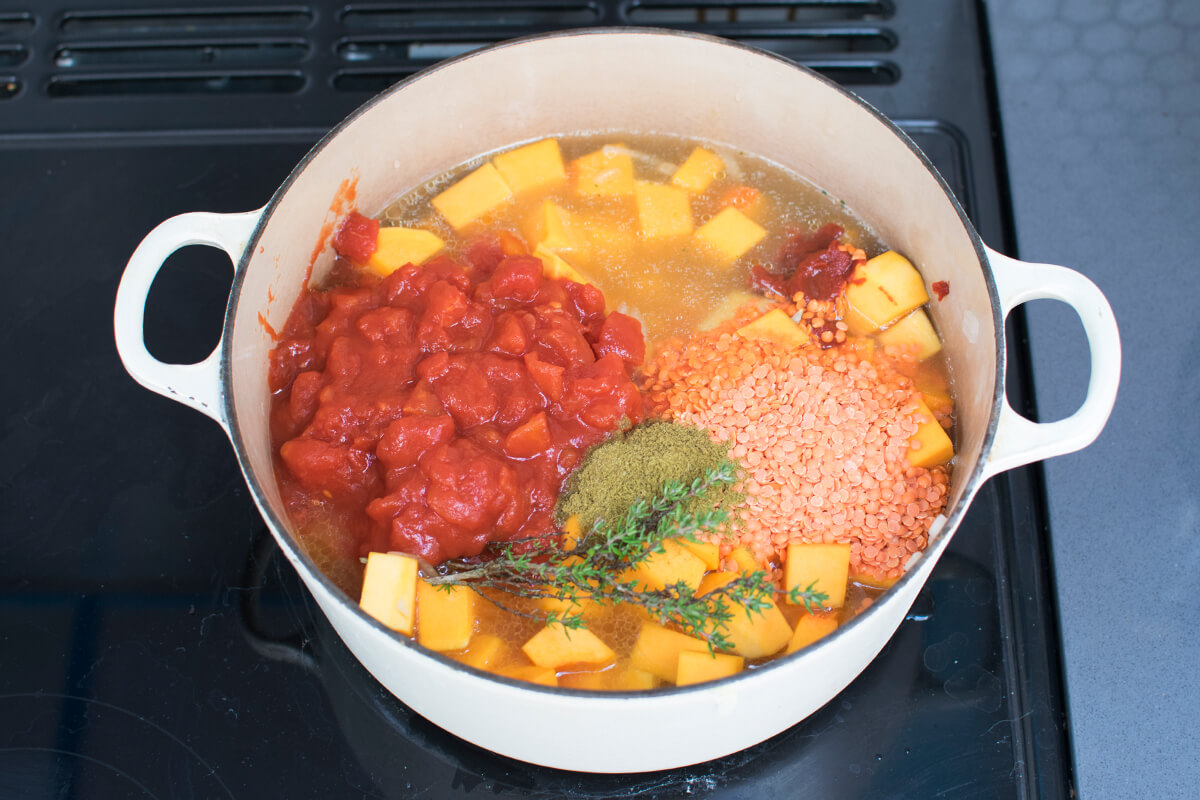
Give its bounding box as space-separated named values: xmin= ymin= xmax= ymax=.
xmin=642 ymin=303 xmax=950 ymax=582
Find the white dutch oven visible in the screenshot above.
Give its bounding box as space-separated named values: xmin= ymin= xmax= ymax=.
xmin=113 ymin=30 xmax=1119 ymax=773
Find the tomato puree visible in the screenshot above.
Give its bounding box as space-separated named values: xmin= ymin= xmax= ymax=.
xmin=269 ymin=233 xmax=645 ymax=564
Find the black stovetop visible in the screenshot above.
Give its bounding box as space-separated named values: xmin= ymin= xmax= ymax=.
xmin=0 ymin=2 xmax=1072 ymax=797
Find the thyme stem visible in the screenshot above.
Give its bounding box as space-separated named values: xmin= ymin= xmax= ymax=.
xmin=423 ymin=460 xmax=818 ymax=651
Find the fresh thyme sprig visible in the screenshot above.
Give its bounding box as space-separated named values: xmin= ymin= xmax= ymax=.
xmin=423 ymin=460 xmax=825 ymax=652
xmin=787 ymin=581 xmax=830 ymax=614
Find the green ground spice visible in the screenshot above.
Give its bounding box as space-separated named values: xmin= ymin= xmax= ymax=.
xmin=557 ymin=421 xmax=743 ymax=533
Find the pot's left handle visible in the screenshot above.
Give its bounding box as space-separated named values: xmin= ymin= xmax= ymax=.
xmin=114 ymin=209 xmax=264 ymax=431
xmin=983 ymin=247 xmax=1121 ymax=478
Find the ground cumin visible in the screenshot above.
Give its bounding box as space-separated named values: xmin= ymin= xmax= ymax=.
xmin=557 ymin=421 xmax=741 ymax=533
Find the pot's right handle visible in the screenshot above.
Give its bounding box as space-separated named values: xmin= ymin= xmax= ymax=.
xmin=114 ymin=209 xmax=263 ymax=431
xmin=983 ymin=247 xmax=1121 ymax=478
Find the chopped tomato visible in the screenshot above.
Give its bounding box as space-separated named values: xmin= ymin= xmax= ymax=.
xmin=332 ymin=211 xmax=379 ymax=263
xmin=272 ymin=220 xmax=645 ymax=564
xmin=722 ymin=185 xmax=762 ymax=212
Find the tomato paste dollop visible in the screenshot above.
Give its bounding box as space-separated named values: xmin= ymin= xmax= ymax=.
xmin=269 ymin=233 xmax=645 ymax=564
xmin=750 ymin=223 xmax=856 ymax=302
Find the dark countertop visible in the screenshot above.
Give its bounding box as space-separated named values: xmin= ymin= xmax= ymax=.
xmin=987 ymin=2 xmax=1199 ymax=797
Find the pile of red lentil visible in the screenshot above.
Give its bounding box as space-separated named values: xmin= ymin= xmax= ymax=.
xmin=642 ymin=301 xmax=950 ymax=583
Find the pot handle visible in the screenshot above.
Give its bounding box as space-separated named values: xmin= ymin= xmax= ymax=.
xmin=114 ymin=209 xmax=264 ymax=431
xmin=982 ymin=247 xmax=1121 ymax=478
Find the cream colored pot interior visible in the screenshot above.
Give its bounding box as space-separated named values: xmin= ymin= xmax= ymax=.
xmin=220 ymin=31 xmax=1000 ymax=771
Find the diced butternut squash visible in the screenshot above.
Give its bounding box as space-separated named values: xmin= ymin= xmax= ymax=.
xmin=365 ymin=227 xmax=444 ymax=277
xmin=535 ymin=591 xmax=581 ymax=616
xmin=695 ymin=565 xmax=793 ymax=659
xmin=698 ymin=290 xmax=770 ymax=331
xmin=633 ymin=181 xmax=693 ymax=239
xmin=454 ymin=633 xmax=508 ymax=670
xmin=581 ymin=217 xmax=637 ymax=257
xmin=534 ymin=587 xmax=603 ymax=619
xmin=720 ymin=598 xmax=793 ymax=658
xmin=629 ymin=621 xmax=710 ymax=683
xmin=675 ymin=650 xmax=744 ymax=686
xmin=495 ymin=664 xmax=558 ymax=687
xmin=359 ymin=551 xmax=419 ymax=635
xmin=695 ymin=207 xmax=767 ymax=263
xmin=561 ymin=514 xmax=584 ymax=549
xmin=850 ymin=568 xmax=899 ymax=590
xmin=534 ymin=244 xmax=591 ymax=286
xmin=785 ymin=542 xmax=852 ymax=609
xmin=416 ymin=579 xmax=476 ymax=651
xmin=907 ymin=398 xmax=955 ymax=467
xmin=523 ymin=200 xmax=587 ymax=258
xmin=522 ymin=624 xmax=615 ymax=670
xmin=432 ymin=162 xmax=513 ymax=230
xmin=670 ymin=147 xmax=724 ymax=194
xmin=492 ymin=138 xmax=565 ymax=195
xmin=876 ymin=308 xmax=942 ymax=360
xmin=729 ymin=546 xmax=761 ymax=575
xmin=843 ymin=250 xmax=929 ymax=329
xmin=921 ymin=387 xmax=954 ymax=420
xmin=735 ymin=308 xmax=810 ymax=349
xmin=843 ymin=335 xmax=876 ymax=361
xmin=571 ymin=145 xmax=634 ymax=196
xmin=621 ymin=540 xmax=707 ymax=592
xmin=785 ymin=613 xmax=839 ymax=655
xmin=678 ymin=539 xmax=720 ymax=570
xmin=696 ymin=570 xmax=739 ymax=597
xmin=558 ymin=661 xmax=661 ymax=691
xmin=843 ymin=300 xmax=881 ymax=336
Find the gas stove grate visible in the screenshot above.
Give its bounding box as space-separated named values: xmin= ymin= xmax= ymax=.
xmin=1 ymin=1 xmax=901 ymax=130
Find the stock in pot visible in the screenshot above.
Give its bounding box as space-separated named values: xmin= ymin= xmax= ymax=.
xmin=114 ymin=30 xmax=1119 ymax=773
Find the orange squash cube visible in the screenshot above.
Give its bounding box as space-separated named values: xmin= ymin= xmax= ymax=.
xmin=359 ymin=551 xmax=419 ymax=636
xmin=634 ymin=180 xmax=694 ymax=239
xmin=522 ymin=624 xmax=615 ymax=671
xmin=735 ymin=308 xmax=810 ymax=349
xmin=571 ymin=145 xmax=635 ymax=196
xmin=558 ymin=661 xmax=661 ymax=691
xmin=843 ymin=250 xmax=929 ymax=329
xmin=454 ymin=633 xmax=509 ymax=670
xmin=621 ymin=540 xmax=707 ymax=592
xmin=365 ymin=227 xmax=444 ymax=277
xmin=522 ymin=200 xmax=587 ymax=259
xmin=431 ymin=162 xmax=513 ymax=230
xmin=696 ymin=570 xmax=739 ymax=597
xmin=675 ymin=650 xmax=744 ymax=686
xmin=495 ymin=664 xmax=558 ymax=687
xmin=670 ymin=147 xmax=725 ymax=194
xmin=785 ymin=613 xmax=839 ymax=655
xmin=729 ymin=546 xmax=762 ymax=575
xmin=695 ymin=207 xmax=767 ymax=263
xmin=785 ymin=542 xmax=852 ymax=609
xmin=907 ymin=398 xmax=955 ymax=467
xmin=629 ymin=621 xmax=710 ymax=683
xmin=416 ymin=580 xmax=476 ymax=651
xmin=876 ymin=308 xmax=942 ymax=360
xmin=492 ymin=138 xmax=565 ymax=195
xmin=720 ymin=597 xmax=793 ymax=659
xmin=678 ymin=539 xmax=720 ymax=570
xmin=534 ymin=244 xmax=591 ymax=286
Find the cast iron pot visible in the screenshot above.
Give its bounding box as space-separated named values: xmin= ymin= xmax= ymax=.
xmin=114 ymin=30 xmax=1120 ymax=773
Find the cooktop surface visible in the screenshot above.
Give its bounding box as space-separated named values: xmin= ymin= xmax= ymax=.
xmin=1 ymin=2 xmax=1071 ymax=797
